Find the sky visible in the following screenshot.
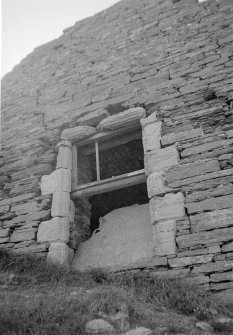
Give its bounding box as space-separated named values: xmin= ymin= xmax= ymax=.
xmin=1 ymin=0 xmax=120 ymax=77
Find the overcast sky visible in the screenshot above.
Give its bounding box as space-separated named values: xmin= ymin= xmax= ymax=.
xmin=1 ymin=0 xmax=120 ymax=77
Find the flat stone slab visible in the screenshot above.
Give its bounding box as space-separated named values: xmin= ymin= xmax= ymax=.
xmin=122 ymin=327 xmax=152 ymax=335
xmin=85 ymin=319 xmax=115 ymax=334
xmin=72 ymin=204 xmax=156 ymax=271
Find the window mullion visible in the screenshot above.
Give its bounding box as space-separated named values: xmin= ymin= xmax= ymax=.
xmin=95 ymin=141 xmax=100 ymax=181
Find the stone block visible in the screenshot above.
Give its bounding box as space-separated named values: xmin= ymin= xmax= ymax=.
xmin=145 ymin=145 xmax=179 ymax=175
xmin=177 ymin=227 xmax=233 ymax=249
xmin=142 ymin=121 xmax=162 ymax=152
xmin=161 ymin=128 xmax=203 ymax=147
xmin=0 ymin=228 xmax=10 ymax=238
xmin=192 ymin=260 xmax=233 ymax=274
xmin=181 ymin=139 xmax=233 ymax=158
xmin=210 ymin=271 xmax=233 ymax=282
xmin=177 ymin=245 xmax=221 ymax=258
xmin=55 ymin=140 xmax=72 ymax=150
xmin=140 ymin=111 xmax=158 ymax=127
xmin=222 ymin=242 xmax=233 ymax=253
xmin=0 ymin=237 xmax=9 ymax=243
xmin=226 ymin=129 xmax=233 ymax=138
xmin=97 ymin=107 xmax=145 ymax=131
xmin=41 ymin=169 xmax=71 ymax=195
xmin=152 ymin=219 xmax=176 ymax=256
xmin=69 ymin=200 xmax=75 ymax=222
xmin=122 ymin=327 xmax=152 ymax=335
xmin=210 ymin=282 xmax=233 ymax=291
xmin=11 ymin=201 xmax=38 ymax=215
xmin=190 ymin=209 xmax=233 ymax=233
xmin=47 ymin=242 xmax=74 ymax=266
xmin=147 ymin=171 xmax=171 ymax=198
xmin=186 ymin=184 xmax=233 ymax=203
xmin=10 ymin=228 xmax=36 ymax=243
xmin=0 ymin=205 xmax=10 ymax=215
xmin=168 ymin=254 xmax=213 ymax=268
xmin=149 ymin=192 xmax=185 ymax=222
xmin=186 ymin=194 xmax=233 ymax=214
xmin=37 ymin=217 xmax=70 ymax=243
xmin=150 ymin=268 xmax=190 ymax=279
xmin=76 ymin=108 xmax=109 ymax=127
xmin=61 ymin=126 xmax=96 ymax=142
xmin=51 ymin=192 xmax=70 ymax=217
xmin=165 ymin=159 xmax=220 ymax=183
xmin=56 ymin=146 xmax=72 ymax=169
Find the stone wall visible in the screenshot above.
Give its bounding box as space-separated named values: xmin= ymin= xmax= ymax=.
xmin=1 ymin=0 xmax=233 ymax=292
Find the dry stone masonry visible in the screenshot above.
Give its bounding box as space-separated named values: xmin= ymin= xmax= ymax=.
xmin=1 ymin=0 xmax=233 ymax=295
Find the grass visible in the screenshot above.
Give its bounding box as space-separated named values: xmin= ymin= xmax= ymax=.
xmin=0 ymin=250 xmax=233 ymax=335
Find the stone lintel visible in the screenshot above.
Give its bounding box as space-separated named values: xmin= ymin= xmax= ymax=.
xmin=61 ymin=126 xmax=96 ymax=142
xmin=97 ymin=107 xmax=146 ymax=131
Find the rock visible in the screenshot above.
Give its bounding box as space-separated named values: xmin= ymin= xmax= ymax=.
xmin=186 ymin=194 xmax=233 ymax=214
xmin=147 ymin=171 xmax=172 ymax=198
xmin=37 ymin=217 xmax=70 ymax=243
xmin=181 ymin=139 xmax=233 ymax=158
xmin=51 ymin=192 xmax=70 ymax=217
xmin=222 ymin=241 xmax=233 ymax=253
xmin=211 ymin=317 xmax=233 ymax=333
xmin=215 ymin=289 xmax=233 ymax=305
xmin=122 ymin=327 xmax=152 ymax=335
xmin=10 ymin=228 xmax=36 ymax=243
xmin=196 ymin=321 xmax=214 ymax=333
xmin=40 ymin=168 xmax=71 ymax=195
xmin=192 ymin=260 xmax=233 ymax=274
xmin=85 ymin=319 xmax=115 ymax=334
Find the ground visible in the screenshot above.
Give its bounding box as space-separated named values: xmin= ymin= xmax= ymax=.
xmin=0 ymin=251 xmax=233 ymax=335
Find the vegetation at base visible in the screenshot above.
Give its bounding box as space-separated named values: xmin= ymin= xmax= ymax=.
xmin=0 ymin=250 xmax=232 ymax=335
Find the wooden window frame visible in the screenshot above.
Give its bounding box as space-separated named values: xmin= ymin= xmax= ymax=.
xmin=71 ymin=124 xmax=146 ymax=198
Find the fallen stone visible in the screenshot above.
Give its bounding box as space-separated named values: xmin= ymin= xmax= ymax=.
xmin=196 ymin=321 xmax=214 ymax=333
xmin=72 ymin=204 xmax=164 ymax=271
xmin=85 ymin=319 xmax=115 ymax=334
xmin=122 ymin=327 xmax=152 ymax=335
xmin=211 ymin=317 xmax=233 ymax=333
xmin=61 ymin=126 xmax=96 ymax=142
